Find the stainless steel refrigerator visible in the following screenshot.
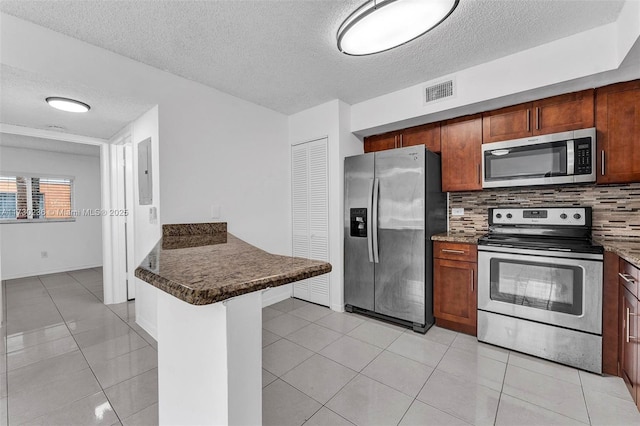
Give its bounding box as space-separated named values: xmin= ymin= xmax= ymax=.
xmin=344 ymin=146 xmax=446 ymax=332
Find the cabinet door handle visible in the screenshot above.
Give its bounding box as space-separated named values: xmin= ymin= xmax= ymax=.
xmin=471 ymin=269 xmax=475 ymax=293
xmin=400 ymin=134 xmax=403 ymax=148
xmin=601 ymin=151 xmax=605 ymax=176
xmin=535 ymin=107 xmax=540 ymax=130
xmin=394 ymin=136 xmax=398 ymax=149
xmin=526 ymin=109 xmax=530 ymax=132
xmin=442 ymin=249 xmax=465 ymax=254
xmin=619 ymin=273 xmax=637 ymax=284
xmin=626 ymin=308 xmax=638 ymax=342
xmin=477 ymin=164 xmax=481 ymax=184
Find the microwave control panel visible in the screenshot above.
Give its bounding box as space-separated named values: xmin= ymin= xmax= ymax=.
xmin=575 ymin=137 xmax=592 ymax=175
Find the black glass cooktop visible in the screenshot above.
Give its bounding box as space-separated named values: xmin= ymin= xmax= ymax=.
xmin=478 ymin=234 xmax=604 ymax=254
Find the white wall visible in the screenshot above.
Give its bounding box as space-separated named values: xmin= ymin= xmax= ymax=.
xmin=124 ymin=107 xmax=162 ymax=337
xmin=351 ymin=0 xmax=640 ymax=135
xmin=1 ymin=14 xmax=291 ymax=254
xmin=289 ymin=100 xmax=362 ymax=312
xmin=1 ymin=14 xmax=293 ymax=333
xmin=0 ymin=146 xmax=102 ymax=278
xmin=157 ymin=82 xmax=289 ymax=256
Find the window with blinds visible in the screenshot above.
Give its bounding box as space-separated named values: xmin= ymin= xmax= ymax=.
xmin=0 ymin=175 xmax=74 ymax=222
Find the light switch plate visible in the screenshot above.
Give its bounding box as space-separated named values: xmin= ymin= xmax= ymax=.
xmin=149 ymin=206 xmax=158 ymax=224
xmin=452 ymin=208 xmax=464 ymax=216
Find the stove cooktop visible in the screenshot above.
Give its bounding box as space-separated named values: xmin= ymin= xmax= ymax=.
xmin=478 ymin=233 xmax=604 ymax=254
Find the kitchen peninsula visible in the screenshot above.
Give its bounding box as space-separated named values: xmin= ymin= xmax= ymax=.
xmin=135 ymin=222 xmax=331 ymax=425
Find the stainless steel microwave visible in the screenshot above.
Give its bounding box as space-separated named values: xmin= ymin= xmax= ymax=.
xmin=482 ymin=128 xmax=596 ymax=188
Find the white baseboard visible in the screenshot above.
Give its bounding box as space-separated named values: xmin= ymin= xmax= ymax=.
xmin=2 ymin=263 xmax=103 ymax=280
xmin=262 ymin=284 xmax=292 ymax=307
xmin=331 ymin=303 xmax=345 ymax=313
xmin=135 ymin=315 xmax=158 ymax=341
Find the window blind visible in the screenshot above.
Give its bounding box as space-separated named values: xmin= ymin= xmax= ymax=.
xmin=0 ymin=175 xmax=74 ymax=221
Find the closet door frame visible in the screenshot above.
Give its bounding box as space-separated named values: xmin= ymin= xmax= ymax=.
xmin=291 ymin=137 xmax=330 ymax=306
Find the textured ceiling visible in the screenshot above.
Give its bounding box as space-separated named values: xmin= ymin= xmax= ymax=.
xmin=0 ymin=64 xmax=155 ymax=139
xmin=0 ymin=0 xmax=626 ymax=115
xmin=0 ymin=133 xmax=100 ymax=157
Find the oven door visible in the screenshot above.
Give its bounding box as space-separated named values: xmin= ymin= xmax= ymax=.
xmin=478 ymin=247 xmax=602 ymax=334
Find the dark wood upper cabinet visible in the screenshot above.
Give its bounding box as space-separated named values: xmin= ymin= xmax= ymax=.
xmin=533 ymin=89 xmax=594 ymax=135
xmin=441 ymin=115 xmax=483 ymax=192
xmin=596 ymin=80 xmax=640 ymax=184
xmin=401 ymin=122 xmax=441 ymax=153
xmin=364 ymin=123 xmax=441 ymax=154
xmin=364 ymin=131 xmax=399 ymax=153
xmin=482 ymin=89 xmax=595 ymax=143
xmin=482 ymin=103 xmax=532 ymax=143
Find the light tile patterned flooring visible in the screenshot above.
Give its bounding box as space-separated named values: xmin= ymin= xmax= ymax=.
xmin=2 ymin=269 xmax=640 ymax=425
xmin=2 ymin=269 xmax=157 ymax=426
xmin=263 ymin=299 xmax=640 ymax=426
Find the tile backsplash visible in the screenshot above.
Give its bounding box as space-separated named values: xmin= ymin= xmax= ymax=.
xmin=448 ymin=183 xmax=640 ymax=240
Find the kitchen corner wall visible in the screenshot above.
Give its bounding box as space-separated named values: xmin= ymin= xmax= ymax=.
xmin=449 ymin=183 xmax=640 ymax=239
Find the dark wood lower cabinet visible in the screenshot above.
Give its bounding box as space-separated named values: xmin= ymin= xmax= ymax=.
xmin=621 ymin=286 xmax=638 ymax=404
xmin=603 ymin=251 xmax=620 ymax=375
xmin=612 ymin=255 xmax=640 ymax=411
xmin=433 ymin=257 xmax=477 ymax=336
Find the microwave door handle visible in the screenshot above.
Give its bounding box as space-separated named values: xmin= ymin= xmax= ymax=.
xmin=566 ymin=140 xmax=574 ymax=175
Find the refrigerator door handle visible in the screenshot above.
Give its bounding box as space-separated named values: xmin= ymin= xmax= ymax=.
xmin=367 ymin=178 xmax=374 ymax=263
xmin=372 ymin=178 xmax=380 ymax=264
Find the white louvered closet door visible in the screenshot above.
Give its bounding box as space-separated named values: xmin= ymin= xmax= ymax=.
xmin=291 ymin=138 xmax=330 ymax=307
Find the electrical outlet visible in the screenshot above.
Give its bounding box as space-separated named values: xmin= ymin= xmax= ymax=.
xmin=211 ymin=204 xmax=221 ymax=219
xmin=452 ymin=208 xmax=464 ymax=216
xmin=41 ymin=251 xmax=48 ymax=258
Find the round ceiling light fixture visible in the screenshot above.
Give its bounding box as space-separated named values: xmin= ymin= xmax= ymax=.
xmin=337 ymin=0 xmax=459 ymax=56
xmin=45 ymin=97 xmax=91 ymax=113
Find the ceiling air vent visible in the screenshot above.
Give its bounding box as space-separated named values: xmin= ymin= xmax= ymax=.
xmin=424 ymin=79 xmax=455 ymax=104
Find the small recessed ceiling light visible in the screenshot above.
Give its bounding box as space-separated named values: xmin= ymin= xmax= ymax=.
xmin=45 ymin=97 xmax=91 ymax=113
xmin=337 ymin=0 xmax=459 ymax=56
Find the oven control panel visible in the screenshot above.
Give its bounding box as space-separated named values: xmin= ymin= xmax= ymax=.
xmin=490 ymin=207 xmax=588 ymax=226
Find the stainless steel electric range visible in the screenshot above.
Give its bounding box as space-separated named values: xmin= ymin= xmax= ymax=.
xmin=477 ymin=207 xmax=604 ymax=374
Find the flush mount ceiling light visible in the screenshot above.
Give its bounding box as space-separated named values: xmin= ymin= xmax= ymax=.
xmin=337 ymin=0 xmax=459 ymax=56
xmin=45 ymin=97 xmax=91 ymax=113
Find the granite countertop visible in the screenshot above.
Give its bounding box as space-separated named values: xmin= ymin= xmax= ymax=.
xmin=593 ymin=237 xmax=640 ymax=268
xmin=431 ymin=231 xmax=486 ymax=244
xmin=135 ymin=223 xmax=332 ymax=305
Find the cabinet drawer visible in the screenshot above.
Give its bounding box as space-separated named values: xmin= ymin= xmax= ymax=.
xmin=434 ymin=241 xmax=477 ymax=262
xmin=619 ymin=259 xmax=640 ymax=299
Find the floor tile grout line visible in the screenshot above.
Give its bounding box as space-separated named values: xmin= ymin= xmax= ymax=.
xmin=32 ymin=273 xmax=126 ymax=425
xmin=3 ymin=273 xmax=112 ymax=425
xmin=399 ymin=335 xmax=469 ymax=426
xmin=497 ymin=392 xmax=593 ymax=425
xmin=507 ymin=353 xmax=586 ymax=386
xmin=577 ymin=369 xmax=593 ymax=426
xmin=42 ymin=271 xmax=159 ymax=423
xmin=493 ymin=351 xmax=511 ymax=426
